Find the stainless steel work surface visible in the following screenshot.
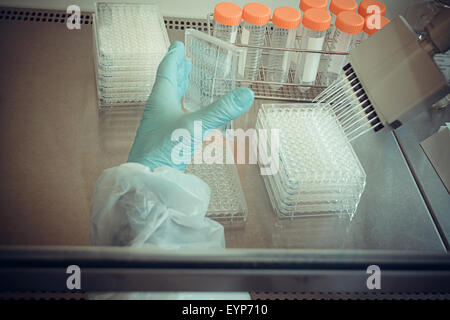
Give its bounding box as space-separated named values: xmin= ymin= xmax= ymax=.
xmin=0 ymin=9 xmax=446 ymax=251
xmin=395 ymin=106 xmax=450 ymax=248
xmin=229 ymin=102 xmax=445 ymax=251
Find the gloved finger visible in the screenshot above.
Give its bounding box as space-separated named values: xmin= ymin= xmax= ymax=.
xmin=150 ymin=41 xmax=186 ymax=100
xmin=187 ymin=87 xmax=254 ymax=132
xmin=178 ymin=57 xmax=192 ymax=100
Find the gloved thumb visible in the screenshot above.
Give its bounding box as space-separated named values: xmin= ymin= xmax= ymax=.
xmin=187 ymin=87 xmax=254 ymax=132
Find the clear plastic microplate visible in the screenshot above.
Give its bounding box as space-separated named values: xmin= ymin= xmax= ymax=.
xmin=186 ymin=139 xmax=248 ymax=224
xmin=257 ymin=105 xmax=365 ymax=193
xmin=94 ymin=3 xmax=169 ymax=61
xmin=185 ymin=162 xmax=248 ymax=223
xmin=94 ymin=40 xmax=154 ymax=106
xmin=93 ymin=4 xmax=168 ymax=73
xmin=183 ymin=29 xmax=245 ymax=112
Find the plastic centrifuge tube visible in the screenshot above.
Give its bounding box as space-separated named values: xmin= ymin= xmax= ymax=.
xmin=328 ymin=0 xmax=358 ymax=38
xmin=295 ymin=8 xmax=331 ymax=90
xmin=324 ymin=11 xmax=364 ymax=83
xmin=298 ymin=0 xmax=328 ymax=44
xmin=212 ymin=2 xmax=242 ymax=43
xmin=212 ymin=2 xmax=242 ymax=77
xmin=240 ymin=2 xmax=271 ymax=82
xmin=359 ymin=15 xmax=390 ymax=44
xmin=266 ymin=7 xmax=301 ymax=90
xmin=317 ymin=0 xmax=357 ymax=84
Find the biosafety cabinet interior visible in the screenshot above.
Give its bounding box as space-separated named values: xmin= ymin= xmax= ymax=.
xmin=0 ymin=0 xmax=449 ymax=296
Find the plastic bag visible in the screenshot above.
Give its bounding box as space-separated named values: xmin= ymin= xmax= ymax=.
xmin=90 ymin=163 xmax=224 ymax=248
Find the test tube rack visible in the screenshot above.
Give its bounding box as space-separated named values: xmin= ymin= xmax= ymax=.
xmin=206 ymin=14 xmax=349 ymax=103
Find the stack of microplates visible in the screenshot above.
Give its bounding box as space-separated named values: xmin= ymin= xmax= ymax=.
xmin=93 ymin=3 xmax=170 ymax=107
xmin=256 ymin=104 xmax=366 ymax=220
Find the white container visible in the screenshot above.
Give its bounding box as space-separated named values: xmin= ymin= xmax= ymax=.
xmin=295 ymin=9 xmax=331 ymax=90
xmin=266 ymin=7 xmax=301 ymax=90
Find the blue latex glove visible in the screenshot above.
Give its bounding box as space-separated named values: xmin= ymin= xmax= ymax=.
xmin=128 ymin=41 xmax=255 ymax=171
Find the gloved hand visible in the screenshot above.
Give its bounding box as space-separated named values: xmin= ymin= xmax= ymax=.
xmin=128 ymin=41 xmax=254 ymax=171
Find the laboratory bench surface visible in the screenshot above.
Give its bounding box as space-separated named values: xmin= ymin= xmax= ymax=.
xmin=0 ymin=8 xmax=448 ymax=252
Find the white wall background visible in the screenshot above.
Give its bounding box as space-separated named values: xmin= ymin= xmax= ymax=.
xmin=0 ymin=0 xmax=424 ymax=20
